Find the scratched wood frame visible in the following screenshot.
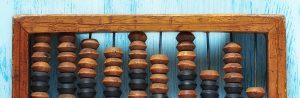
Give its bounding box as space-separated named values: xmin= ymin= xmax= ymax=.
xmin=12 ymin=14 xmax=286 ymax=98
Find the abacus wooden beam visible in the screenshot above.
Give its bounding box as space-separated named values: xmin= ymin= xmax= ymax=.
xmin=12 ymin=15 xmax=286 ymax=98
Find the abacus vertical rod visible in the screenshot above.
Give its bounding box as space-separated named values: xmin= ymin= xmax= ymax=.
xmin=112 ymin=32 xmax=116 ymax=47
xmin=230 ymin=32 xmax=233 ymax=42
xmin=159 ymin=31 xmax=162 ymax=54
xmin=206 ymin=32 xmax=211 ymax=69
xmin=254 ymin=33 xmax=257 ymax=86
xmin=89 ymin=32 xmax=92 ymax=39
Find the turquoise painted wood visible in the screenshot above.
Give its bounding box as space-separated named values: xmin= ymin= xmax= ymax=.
xmin=1 ymin=0 xmax=300 ymax=98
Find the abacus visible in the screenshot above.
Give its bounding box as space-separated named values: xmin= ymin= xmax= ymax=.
xmin=12 ymin=15 xmax=286 ymax=98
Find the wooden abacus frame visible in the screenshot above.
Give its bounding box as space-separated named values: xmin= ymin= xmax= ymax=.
xmin=12 ymin=14 xmax=286 ymax=98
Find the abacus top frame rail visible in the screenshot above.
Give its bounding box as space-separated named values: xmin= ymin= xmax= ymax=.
xmin=12 ymin=14 xmax=286 ymax=98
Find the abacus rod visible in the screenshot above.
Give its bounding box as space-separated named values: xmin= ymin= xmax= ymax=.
xmin=254 ymin=33 xmax=257 ymax=86
xmin=159 ymin=31 xmax=162 ymax=54
xmin=112 ymin=32 xmax=116 ymax=47
xmin=206 ymin=32 xmax=211 ymax=69
xmin=230 ymin=32 xmax=233 ymax=42
xmin=89 ymin=32 xmax=92 ymax=39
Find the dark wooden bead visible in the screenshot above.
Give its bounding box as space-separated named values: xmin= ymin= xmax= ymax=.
xmin=129 ymin=50 xmax=147 ymax=59
xmin=151 ymin=94 xmax=169 ymax=98
xmin=57 ymin=83 xmax=76 ymax=94
xmin=151 ymin=64 xmax=168 ymax=74
xmin=77 ymin=88 xmax=96 ymax=98
xmin=223 ymin=53 xmax=242 ymax=63
xmin=200 ymin=80 xmax=218 ymax=90
xmin=31 ymin=52 xmax=51 ymax=62
xmin=31 ymin=72 xmax=49 ymax=82
xmin=178 ymin=70 xmax=196 ymax=81
xmin=103 ymin=77 xmax=122 ymax=87
xmin=130 ymin=41 xmax=147 ymax=50
xmin=177 ymin=51 xmax=196 ymax=61
xmin=246 ymin=87 xmax=265 ymax=98
xmin=104 ymin=87 xmax=122 ymax=97
xmin=128 ymin=59 xmax=148 ymax=69
xmin=177 ymin=60 xmax=196 ymax=70
xmin=78 ymin=78 xmax=96 ymax=88
xmin=128 ymin=31 xmax=147 ymax=42
xmin=150 ymin=83 xmax=168 ymax=94
xmin=57 ymin=52 xmax=77 ymax=63
xmin=176 ymin=31 xmax=195 ymax=42
xmin=78 ymin=58 xmax=98 ymax=69
xmin=200 ymin=70 xmax=219 ymax=80
xmin=150 ymin=54 xmax=169 ymax=65
xmin=31 ymin=92 xmax=49 ymax=98
xmin=58 ymin=33 xmax=76 ymax=43
xmin=179 ymin=80 xmax=196 ymax=90
xmin=58 ymin=73 xmax=76 ymax=83
xmin=225 ymin=94 xmax=243 ymax=98
xmin=79 ymin=48 xmax=99 ymax=59
xmin=33 ymin=42 xmax=51 ymax=52
xmin=57 ymin=42 xmax=76 ymax=52
xmin=177 ymin=41 xmax=195 ymax=51
xmin=31 ymin=81 xmax=49 ymax=92
xmin=104 ymin=66 xmax=123 ymax=76
xmin=178 ymin=90 xmax=197 ymax=98
xmin=58 ymin=62 xmax=76 ymax=73
xmin=78 ymin=68 xmax=96 ymax=78
xmin=31 ymin=62 xmax=51 ymax=73
xmin=129 ymin=79 xmax=148 ymax=90
xmin=223 ymin=42 xmax=242 ymax=53
xmin=150 ymin=74 xmax=168 ymax=83
xmin=223 ymin=63 xmax=242 ymax=73
xmin=224 ymin=73 xmax=243 ymax=83
xmin=129 ymin=69 xmax=147 ymax=79
xmin=104 ymin=58 xmax=123 ymax=66
xmin=224 ymin=83 xmax=243 ymax=93
xmin=200 ymin=90 xmax=218 ymax=98
xmin=58 ymin=94 xmax=76 ymax=98
xmin=34 ymin=34 xmax=51 ymax=43
xmin=104 ymin=47 xmax=123 ymax=58
xmin=128 ymin=90 xmax=148 ymax=98
xmin=80 ymin=39 xmax=99 ymax=49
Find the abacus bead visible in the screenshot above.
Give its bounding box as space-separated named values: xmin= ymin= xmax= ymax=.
xmin=31 ymin=62 xmax=51 ymax=73
xmin=200 ymin=70 xmax=219 ymax=80
xmin=177 ymin=60 xmax=196 ymax=70
xmin=31 ymin=72 xmax=49 ymax=82
xmin=57 ymin=52 xmax=77 ymax=62
xmin=104 ymin=66 xmax=123 ymax=76
xmin=246 ymin=87 xmax=265 ymax=98
xmin=177 ymin=51 xmax=196 ymax=61
xmin=128 ymin=90 xmax=148 ymax=98
xmin=31 ymin=52 xmax=51 ymax=62
xmin=151 ymin=94 xmax=169 ymax=98
xmin=224 ymin=73 xmax=243 ymax=83
xmin=178 ymin=90 xmax=197 ymax=98
xmin=58 ymin=33 xmax=76 ymax=43
xmin=128 ymin=31 xmax=147 ymax=42
xmin=104 ymin=87 xmax=122 ymax=97
xmin=223 ymin=53 xmax=242 ymax=63
xmin=150 ymin=74 xmax=168 ymax=83
xmin=200 ymin=80 xmax=218 ymax=90
xmin=102 ymin=77 xmax=122 ymax=87
xmin=177 ymin=41 xmax=195 ymax=51
xmin=78 ymin=48 xmax=99 ymax=59
xmin=129 ymin=69 xmax=147 ymax=79
xmin=58 ymin=73 xmax=76 ymax=83
xmin=34 ymin=34 xmax=51 ymax=43
xmin=129 ymin=50 xmax=147 ymax=59
xmin=150 ymin=83 xmax=168 ymax=94
xmin=57 ymin=42 xmax=76 ymax=52
xmin=78 ymin=88 xmax=96 ymax=98
xmin=200 ymin=90 xmax=218 ymax=98
xmin=57 ymin=83 xmax=76 ymax=94
xmin=225 ymin=94 xmax=243 ymax=98
xmin=80 ymin=39 xmax=99 ymax=49
xmin=176 ymin=31 xmax=195 ymax=42
xmin=104 ymin=58 xmax=123 ymax=66
xmin=78 ymin=68 xmax=97 ymax=78
xmin=104 ymin=47 xmax=123 ymax=58
xmin=224 ymin=83 xmax=243 ymax=93
xmin=58 ymin=62 xmax=76 ymax=73
xmin=33 ymin=42 xmax=51 ymax=52
xmin=128 ymin=59 xmax=148 ymax=69
xmin=223 ymin=63 xmax=242 ymax=73
xmin=78 ymin=78 xmax=96 ymax=88
xmin=31 ymin=92 xmax=49 ymax=98
xmin=31 ymin=81 xmax=49 ymax=92
xmin=58 ymin=94 xmax=76 ymax=98
xmin=129 ymin=79 xmax=148 ymax=90
xmin=223 ymin=42 xmax=242 ymax=53
xmin=130 ymin=41 xmax=147 ymax=50
xmin=151 ymin=64 xmax=169 ymax=74
xmin=150 ymin=54 xmax=169 ymax=64
xmin=177 ymin=70 xmax=196 ymax=81
xmin=179 ymin=80 xmax=197 ymax=90
xmin=78 ymin=58 xmax=98 ymax=69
